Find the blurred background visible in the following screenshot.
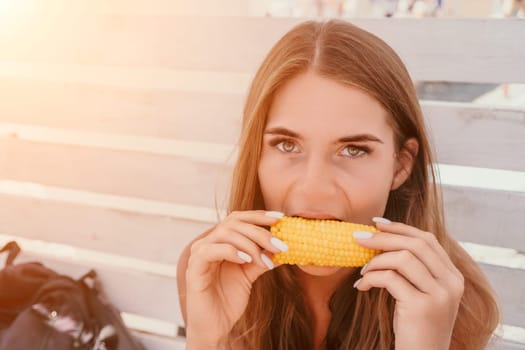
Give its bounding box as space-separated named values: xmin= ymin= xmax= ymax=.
xmin=257 ymin=0 xmax=523 ymax=18
xmin=259 ymin=0 xmax=525 ymax=107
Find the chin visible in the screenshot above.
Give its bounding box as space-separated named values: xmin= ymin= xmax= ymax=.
xmin=296 ymin=265 xmax=343 ymax=276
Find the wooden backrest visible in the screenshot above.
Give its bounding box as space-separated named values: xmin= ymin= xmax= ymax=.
xmin=0 ymin=2 xmax=523 ymax=349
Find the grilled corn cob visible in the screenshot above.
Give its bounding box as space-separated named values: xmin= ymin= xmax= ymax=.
xmin=271 ymin=216 xmax=380 ymax=267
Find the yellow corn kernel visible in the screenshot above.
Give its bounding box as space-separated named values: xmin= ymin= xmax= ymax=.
xmin=271 ymin=216 xmax=380 ymax=267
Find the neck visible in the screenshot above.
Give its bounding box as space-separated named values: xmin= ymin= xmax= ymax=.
xmin=296 ymin=267 xmax=357 ymax=349
xmin=297 ymin=267 xmax=356 ymax=309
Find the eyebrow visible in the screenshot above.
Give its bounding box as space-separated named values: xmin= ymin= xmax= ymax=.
xmin=264 ymin=126 xmax=384 ymax=144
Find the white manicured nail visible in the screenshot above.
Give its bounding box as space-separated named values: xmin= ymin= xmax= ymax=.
xmin=261 ymin=253 xmax=275 ymax=270
xmin=372 ymin=217 xmax=391 ymax=224
xmin=270 ymin=237 xmax=288 ymax=252
xmin=353 ymin=231 xmax=374 ymax=239
xmin=265 ymin=211 xmax=284 ymax=218
xmin=353 ymin=278 xmax=362 ymax=288
xmin=237 ymin=251 xmax=252 ymax=263
xmin=360 ymin=263 xmax=368 ymax=275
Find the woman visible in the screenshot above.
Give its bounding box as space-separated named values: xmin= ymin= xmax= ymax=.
xmin=177 ymin=19 xmax=499 ymax=349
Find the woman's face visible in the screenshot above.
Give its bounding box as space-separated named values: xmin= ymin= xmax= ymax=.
xmin=258 ymin=70 xmax=407 ymax=276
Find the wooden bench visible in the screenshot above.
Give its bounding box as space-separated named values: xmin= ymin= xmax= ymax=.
xmin=0 ymin=2 xmax=523 ymax=349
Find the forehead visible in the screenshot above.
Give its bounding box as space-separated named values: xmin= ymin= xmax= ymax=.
xmin=267 ymin=70 xmax=392 ymax=138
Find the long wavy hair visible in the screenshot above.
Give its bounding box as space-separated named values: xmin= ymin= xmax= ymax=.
xmin=225 ymin=19 xmax=499 ymax=349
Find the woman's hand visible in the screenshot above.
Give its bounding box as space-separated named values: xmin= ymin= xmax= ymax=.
xmin=353 ymin=218 xmax=464 ymax=350
xmin=184 ymin=210 xmax=287 ymax=349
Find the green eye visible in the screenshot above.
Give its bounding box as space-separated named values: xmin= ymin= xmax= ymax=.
xmin=277 ymin=140 xmax=299 ymax=153
xmin=341 ymin=145 xmax=367 ymax=158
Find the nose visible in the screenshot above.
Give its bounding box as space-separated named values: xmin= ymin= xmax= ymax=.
xmin=293 ymin=154 xmax=339 ymax=202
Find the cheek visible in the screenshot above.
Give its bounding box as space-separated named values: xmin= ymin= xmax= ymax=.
xmin=258 ymin=152 xmax=287 ymax=209
xmin=338 ymin=163 xmax=394 ymax=218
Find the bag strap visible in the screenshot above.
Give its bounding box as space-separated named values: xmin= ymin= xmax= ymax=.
xmin=79 ymin=269 xmax=97 ymax=283
xmin=0 ymin=241 xmax=21 ymax=266
xmin=79 ymin=269 xmax=103 ymax=292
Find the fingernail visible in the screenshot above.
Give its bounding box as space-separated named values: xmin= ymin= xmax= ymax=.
xmin=270 ymin=237 xmax=288 ymax=252
xmin=265 ymin=211 xmax=284 ymax=218
xmin=261 ymin=253 xmax=275 ymax=270
xmin=353 ymin=231 xmax=374 ymax=239
xmin=353 ymin=278 xmax=362 ymax=288
xmin=360 ymin=263 xmax=368 ymax=275
xmin=237 ymin=251 xmax=252 ymax=263
xmin=372 ymin=217 xmax=391 ymax=224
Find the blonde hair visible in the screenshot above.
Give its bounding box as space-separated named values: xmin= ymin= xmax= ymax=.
xmin=226 ymin=19 xmax=499 ymax=349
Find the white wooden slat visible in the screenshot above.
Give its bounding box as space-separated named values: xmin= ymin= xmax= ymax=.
xmin=0 ymin=194 xmax=210 ymax=264
xmin=0 ymin=78 xmax=243 ymax=144
xmin=495 ymin=324 xmax=525 ymax=349
xmin=122 ymin=312 xmax=179 ymax=338
xmin=5 ymin=0 xmax=251 ymax=16
xmin=133 ymin=332 xmax=185 ymax=350
xmin=443 ymin=186 xmax=525 ymax=252
xmin=0 ymin=16 xmax=523 ymax=83
xmin=424 ymin=101 xmax=525 ymax=172
xmin=461 ymin=243 xmax=525 ymax=273
xmin=489 ymin=339 xmax=525 ymax=350
xmin=496 ymin=325 xmax=525 ymax=346
xmin=0 ymin=237 xmax=183 ymax=326
xmin=0 ymin=138 xmax=231 ymax=208
xmin=437 ymin=164 xmax=524 ymax=193
xmin=0 ymin=63 xmax=251 ymax=94
xmin=499 ymin=342 xmax=525 ymax=350
xmin=0 ymin=123 xmax=236 ymax=164
xmin=0 ymin=137 xmax=5 ymax=168
xmin=481 ymin=264 xmax=525 ymax=328
xmin=0 ymin=179 xmax=220 ymax=223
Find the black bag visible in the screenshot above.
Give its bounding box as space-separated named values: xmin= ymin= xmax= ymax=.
xmin=0 ymin=241 xmax=145 ymax=350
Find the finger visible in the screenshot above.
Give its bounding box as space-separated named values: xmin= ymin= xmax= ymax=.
xmin=232 ymin=221 xmax=288 ymax=254
xmin=228 ymin=210 xmax=284 ymax=227
xmin=362 ymin=250 xmax=439 ymax=294
xmin=355 ymin=232 xmax=450 ymax=280
xmin=203 ymin=228 xmax=276 ymax=270
xmin=241 ymin=250 xmax=280 ymax=283
xmin=355 ymin=269 xmax=419 ymax=301
xmin=198 ymin=221 xmax=287 ymax=267
xmin=187 ymin=243 xmax=251 ymax=277
xmin=373 ymin=220 xmax=457 ymax=272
